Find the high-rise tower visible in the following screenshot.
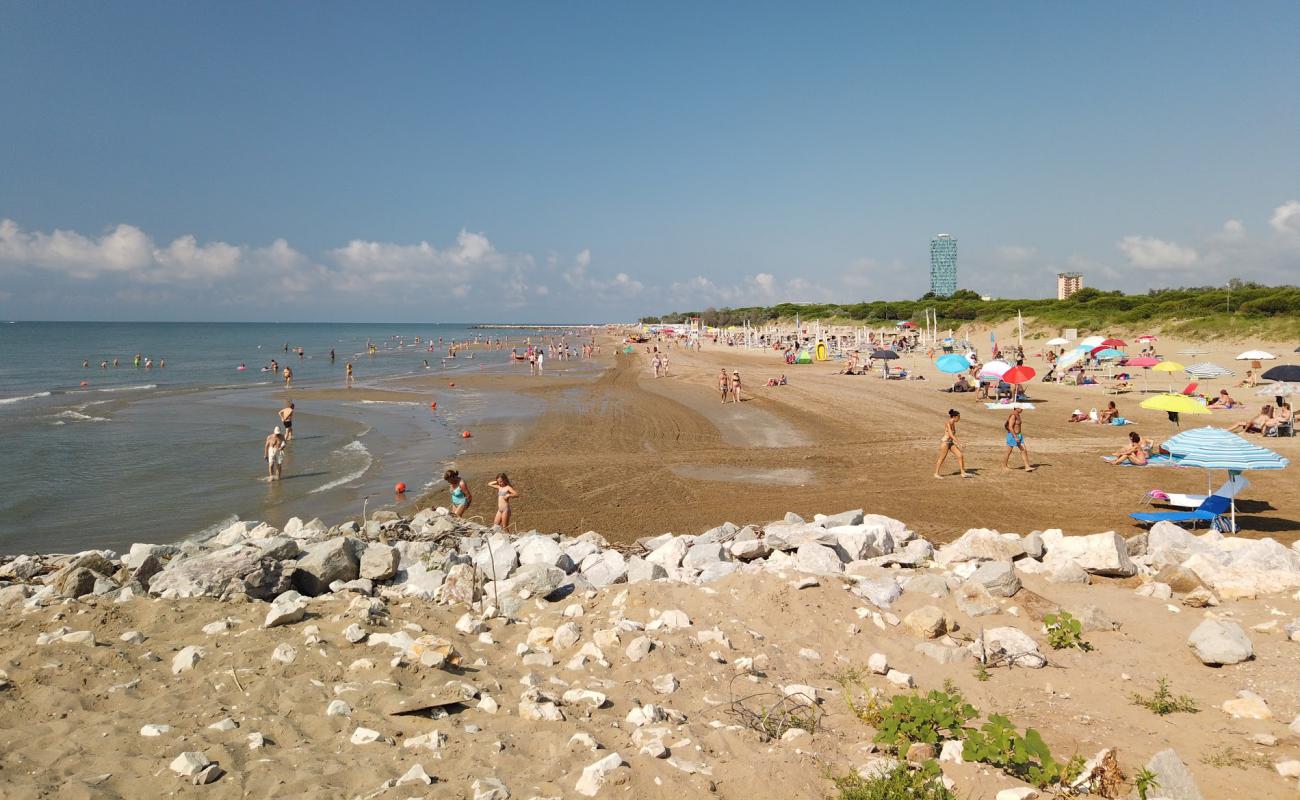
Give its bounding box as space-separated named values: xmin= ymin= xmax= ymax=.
xmin=929 ymin=234 xmax=957 ymax=297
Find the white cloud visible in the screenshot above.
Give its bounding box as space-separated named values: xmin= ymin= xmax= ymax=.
xmin=1116 ymin=235 xmax=1199 ymax=269
xmin=668 ymin=272 xmax=827 ymax=307
xmin=1270 ymin=200 xmax=1300 ymax=236
xmin=842 ymin=257 xmax=879 ymax=290
xmin=753 ymin=272 xmax=776 ymax=296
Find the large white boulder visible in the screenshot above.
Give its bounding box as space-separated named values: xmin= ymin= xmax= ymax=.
xmin=1041 ymin=531 xmax=1135 ymax=576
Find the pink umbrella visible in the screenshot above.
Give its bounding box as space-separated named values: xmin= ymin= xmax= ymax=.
xmin=1126 ymin=357 xmax=1159 ymax=367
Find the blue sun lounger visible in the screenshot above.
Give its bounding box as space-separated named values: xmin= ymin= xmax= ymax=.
xmin=1130 ymin=494 xmax=1232 ymax=531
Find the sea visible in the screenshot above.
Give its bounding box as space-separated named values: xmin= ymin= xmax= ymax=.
xmin=0 ymin=321 xmax=569 ymax=555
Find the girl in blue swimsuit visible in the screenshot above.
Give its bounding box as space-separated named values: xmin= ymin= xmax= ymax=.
xmin=444 ymin=469 xmax=472 ymax=517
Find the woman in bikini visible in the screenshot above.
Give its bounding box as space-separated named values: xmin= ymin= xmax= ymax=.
xmin=731 ymin=370 xmax=743 ymax=403
xmin=1111 ymin=431 xmax=1150 ymax=466
xmin=443 ymin=469 xmax=472 ymax=518
xmin=933 ymin=409 xmax=971 ymax=479
xmin=487 ymin=473 xmax=519 ymax=529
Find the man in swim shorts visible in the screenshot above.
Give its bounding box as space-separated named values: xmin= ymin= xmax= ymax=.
xmin=1002 ymin=408 xmax=1035 ymax=472
xmin=278 ymin=401 xmax=295 ymax=442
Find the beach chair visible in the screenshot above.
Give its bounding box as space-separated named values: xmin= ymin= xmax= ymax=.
xmin=1266 ymin=418 xmax=1294 ymax=438
xmin=1148 ymin=474 xmax=1249 ymax=509
xmin=1130 ymin=494 xmax=1232 ymax=531
xmin=1180 ymin=382 xmax=1198 ymax=396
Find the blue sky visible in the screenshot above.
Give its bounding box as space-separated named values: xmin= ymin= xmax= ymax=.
xmin=1 ymin=2 xmax=1298 ymax=321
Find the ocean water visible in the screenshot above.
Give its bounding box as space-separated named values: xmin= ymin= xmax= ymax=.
xmin=0 ymin=322 xmax=559 ymax=554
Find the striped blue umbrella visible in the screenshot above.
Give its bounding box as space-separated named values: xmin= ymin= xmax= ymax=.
xmin=1185 ymin=362 xmax=1234 ymax=379
xmin=1160 ymin=426 xmax=1289 ymax=529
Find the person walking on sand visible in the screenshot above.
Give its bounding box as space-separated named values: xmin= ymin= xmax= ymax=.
xmin=278 ymin=401 xmax=295 ymax=442
xmin=264 ymin=426 xmax=286 ymax=481
xmin=444 ymin=469 xmax=472 ymax=518
xmin=1003 ymin=407 xmax=1035 ymax=472
xmin=718 ymin=369 xmax=730 ymax=404
xmin=731 ymin=370 xmax=743 ymax=402
xmin=934 ymin=409 xmax=971 ymax=479
xmin=487 ymin=473 xmax=519 ymax=529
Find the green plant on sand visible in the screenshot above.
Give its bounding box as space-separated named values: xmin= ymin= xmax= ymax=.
xmin=1043 ymin=611 xmax=1092 ymax=651
xmin=962 ymin=714 xmax=1084 ymax=789
xmin=872 ymin=689 xmax=978 ymax=749
xmin=1130 ymin=676 xmax=1199 ymax=716
xmin=830 ymin=761 xmax=954 ymax=800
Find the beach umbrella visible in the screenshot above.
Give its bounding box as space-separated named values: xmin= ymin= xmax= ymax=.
xmin=1261 ymin=364 xmax=1300 ymax=383
xmin=935 ymin=353 xmax=971 ymax=374
xmin=1126 ymin=356 xmax=1159 ymax=368
xmin=1141 ymin=393 xmax=1210 ymax=429
xmin=1137 ymin=335 xmax=1158 ymax=343
xmin=1079 ymin=335 xmax=1105 ymax=349
xmin=1237 ymin=350 xmax=1276 ymax=361
xmin=871 ymin=349 xmax=899 ymax=360
xmin=1094 ymin=348 xmax=1125 ymax=360
xmin=1055 ymin=349 xmax=1085 ymax=369
xmin=1152 ymin=361 xmax=1185 ymax=372
xmin=1002 ymin=365 xmax=1036 ymax=384
xmin=1257 ymin=383 xmax=1299 ymax=401
xmin=1046 ymin=337 xmax=1070 ymax=346
xmin=978 ymin=360 xmax=1012 ymax=380
xmin=1185 ymin=362 xmax=1234 ymax=380
xmin=896 ymin=321 xmax=915 ymax=328
xmin=1160 ymin=426 xmax=1290 ymax=529
xmin=1101 ymin=337 xmax=1127 ymax=348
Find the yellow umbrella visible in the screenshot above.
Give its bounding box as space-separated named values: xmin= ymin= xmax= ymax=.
xmin=1141 ymin=392 xmax=1209 ymax=427
xmin=1152 ymin=360 xmax=1185 ymax=392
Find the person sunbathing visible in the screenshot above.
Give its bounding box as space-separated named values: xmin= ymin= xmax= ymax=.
xmin=950 ymin=375 xmax=973 ymax=393
xmin=1229 ymin=405 xmax=1273 ymax=434
xmin=1098 ymin=401 xmax=1119 ymax=423
xmin=1207 ymin=389 xmax=1239 ymax=408
xmin=1237 ymin=369 xmax=1257 ymax=388
xmin=1068 ymin=408 xmax=1089 ymax=423
xmin=1112 ymin=431 xmax=1151 ymax=466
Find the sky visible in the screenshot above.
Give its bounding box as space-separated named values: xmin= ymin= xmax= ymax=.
xmin=1 ymin=2 xmax=1298 ymax=322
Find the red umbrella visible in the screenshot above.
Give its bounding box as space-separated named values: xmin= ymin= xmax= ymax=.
xmin=1126 ymin=356 xmax=1159 ymax=367
xmin=1089 ymin=345 xmax=1110 ymax=357
xmin=1002 ymin=365 xmax=1036 ymax=383
xmin=1101 ymin=337 xmax=1127 ymax=347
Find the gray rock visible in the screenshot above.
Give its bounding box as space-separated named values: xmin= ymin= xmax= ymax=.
xmin=149 ymin=544 xmax=276 ymax=599
xmin=626 ymin=556 xmax=668 ymax=584
xmin=1047 ymin=560 xmax=1091 ymax=585
xmin=851 ymin=576 xmax=902 ymax=607
xmin=697 ymin=561 xmax=740 ymax=582
xmin=487 ymin=563 xmax=567 ymax=601
xmin=472 ymin=534 xmax=519 ymax=582
xmin=129 ymin=554 xmax=164 ymax=591
xmin=1021 ymin=531 xmax=1045 ymax=559
xmin=903 ymin=573 xmax=951 ymax=597
xmin=54 ymin=567 xmax=104 ymax=598
xmin=517 ymin=535 xmax=566 ymax=569
xmin=1187 ymin=619 xmax=1253 ymax=666
xmin=915 ymin=640 xmax=965 ymax=665
xmin=1075 ymin=604 xmax=1119 ymax=632
xmin=359 ymin=544 xmax=400 ymax=581
xmin=682 ymin=542 xmax=729 ymax=570
xmin=1142 ymin=749 xmax=1203 ymax=800
xmin=971 ymin=627 xmax=1046 ymax=668
xmin=763 ymin=523 xmax=827 ymax=551
xmin=730 ymin=535 xmax=771 ymax=561
xmin=124 ymin=542 xmax=181 ymax=570
xmin=795 ymin=542 xmax=844 ymax=574
xmin=1042 ymin=530 xmax=1136 ymax=576
xmin=646 ymin=537 xmax=690 ymax=569
xmin=581 ymin=550 xmax=627 ymax=588
xmin=969 ymin=561 xmax=1021 ymax=597
xmin=936 ymin=528 xmax=1026 ymax=565
xmin=865 ymin=538 xmax=933 ymax=567
xmin=263 ymin=591 xmax=308 ymax=628
xmin=819 ymin=509 xmax=865 ymax=527
xmin=293 ymin=537 xmax=362 ymax=596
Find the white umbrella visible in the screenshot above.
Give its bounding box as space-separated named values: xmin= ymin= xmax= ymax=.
xmin=1056 ymin=349 xmax=1085 ymax=369
xmin=1258 ymin=383 xmax=1299 ymax=398
xmin=1045 ymin=337 xmax=1070 ymax=346
xmin=1237 ymin=350 xmax=1277 ymax=360
xmin=979 ymin=360 xmax=1012 ymax=380
xmin=1079 ymin=335 xmax=1105 ymax=349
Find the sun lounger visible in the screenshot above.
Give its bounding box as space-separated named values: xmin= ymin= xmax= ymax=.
xmin=1147 ymin=475 xmax=1249 ymax=509
xmin=1130 ymin=494 xmax=1231 ymax=530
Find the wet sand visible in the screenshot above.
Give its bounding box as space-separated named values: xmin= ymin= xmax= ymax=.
xmin=430 ymin=332 xmax=1300 ymax=546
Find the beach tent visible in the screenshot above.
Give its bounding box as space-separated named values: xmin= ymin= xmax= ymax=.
xmin=1159 ymin=426 xmax=1290 ymax=530
xmin=1185 ymin=362 xmax=1234 ymax=380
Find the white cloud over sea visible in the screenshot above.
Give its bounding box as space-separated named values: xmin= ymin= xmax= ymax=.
xmin=1 ymin=198 xmax=1298 ymax=320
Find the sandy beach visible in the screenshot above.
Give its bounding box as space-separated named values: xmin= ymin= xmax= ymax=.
xmin=426 ymin=328 xmax=1299 ymax=549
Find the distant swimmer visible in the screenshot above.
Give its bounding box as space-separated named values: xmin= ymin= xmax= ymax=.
xmin=237 ymin=363 xmax=247 ymax=371
xmin=159 ymin=358 xmax=165 ymax=368
xmin=271 ymin=359 xmax=279 ymax=374
xmin=278 ymin=401 xmax=295 ymax=442
xmin=264 ymin=426 xmax=286 ymax=481
xmin=444 ymin=469 xmax=472 ymax=518
xmin=133 ymin=353 xmax=141 ymax=367
xmin=83 ymin=360 xmax=90 ymax=368
xmin=282 ymin=366 xmax=293 ymax=388
xmin=113 ymin=358 xmax=119 ymax=367
xmin=487 ymin=473 xmax=519 ymax=529
xmin=99 ymin=360 xmax=108 ymax=369
xmin=145 ymin=358 xmax=153 ymax=369
xmin=345 ymin=362 xmax=354 ymax=387
xmin=423 ymin=359 xmax=430 ymax=369
xmin=330 ymin=348 xmax=335 ymax=362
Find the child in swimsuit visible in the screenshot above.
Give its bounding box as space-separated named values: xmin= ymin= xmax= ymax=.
xmin=487 ymin=473 xmax=519 ymax=529
xmin=444 ymin=469 xmax=472 ymax=518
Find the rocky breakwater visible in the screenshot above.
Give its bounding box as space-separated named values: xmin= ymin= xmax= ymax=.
xmin=1 ymin=509 xmax=1300 ymax=797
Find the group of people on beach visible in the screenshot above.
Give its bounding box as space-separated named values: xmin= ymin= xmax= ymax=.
xmin=717 ymin=368 xmax=744 ymax=403
xmin=441 ymin=469 xmax=519 ymax=529
xmin=84 ymin=354 xmax=163 ymax=369
xmin=933 ymin=407 xmax=1035 ymax=478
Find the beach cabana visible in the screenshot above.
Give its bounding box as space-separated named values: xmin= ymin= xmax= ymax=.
xmin=1158 ymin=426 xmax=1290 ymax=530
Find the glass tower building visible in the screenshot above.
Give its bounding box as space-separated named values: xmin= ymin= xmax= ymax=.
xmin=929 ymin=234 xmax=957 ymax=297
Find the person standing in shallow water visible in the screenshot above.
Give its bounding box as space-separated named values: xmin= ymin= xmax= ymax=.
xmin=444 ymin=469 xmax=472 ymax=518
xmin=264 ymin=426 xmax=286 ymax=481
xmin=278 ymin=401 xmax=295 ymax=442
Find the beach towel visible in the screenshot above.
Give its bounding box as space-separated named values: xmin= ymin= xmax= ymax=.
xmin=985 ymin=402 xmax=1035 ymax=410
xmin=1101 ymin=454 xmax=1178 ymax=466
